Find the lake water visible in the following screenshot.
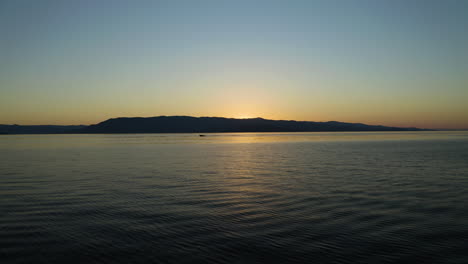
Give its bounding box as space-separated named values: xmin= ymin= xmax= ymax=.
xmin=1 ymin=132 xmax=468 ymax=263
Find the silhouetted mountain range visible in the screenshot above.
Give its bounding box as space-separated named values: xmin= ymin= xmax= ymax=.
xmin=0 ymin=125 xmax=86 ymax=134
xmin=82 ymin=116 xmax=428 ymax=133
xmin=0 ymin=116 xmax=430 ymax=134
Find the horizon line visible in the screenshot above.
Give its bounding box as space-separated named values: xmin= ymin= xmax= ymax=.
xmin=2 ymin=115 xmax=464 ymax=130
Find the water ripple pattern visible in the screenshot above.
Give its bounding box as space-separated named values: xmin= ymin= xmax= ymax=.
xmin=1 ymin=132 xmax=468 ymax=263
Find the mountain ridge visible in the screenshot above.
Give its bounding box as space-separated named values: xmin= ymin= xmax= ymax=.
xmin=0 ymin=116 xmax=431 ymax=134
xmin=82 ymin=116 xmax=430 ymax=133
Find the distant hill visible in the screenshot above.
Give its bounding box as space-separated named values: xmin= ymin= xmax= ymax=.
xmin=0 ymin=125 xmax=85 ymax=134
xmin=81 ymin=116 xmax=429 ymax=133
xmin=0 ymin=116 xmax=430 ymax=134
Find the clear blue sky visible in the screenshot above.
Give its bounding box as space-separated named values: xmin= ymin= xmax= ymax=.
xmin=1 ymin=0 xmax=467 ymax=128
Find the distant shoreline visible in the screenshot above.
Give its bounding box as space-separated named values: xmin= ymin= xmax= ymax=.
xmin=1 ymin=131 xmax=450 ymax=135
xmin=1 ymin=116 xmax=436 ymax=134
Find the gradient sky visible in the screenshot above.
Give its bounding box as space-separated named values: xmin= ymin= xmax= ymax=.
xmin=1 ymin=0 xmax=467 ymax=129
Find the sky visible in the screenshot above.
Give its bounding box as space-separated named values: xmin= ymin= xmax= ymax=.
xmin=1 ymin=0 xmax=467 ymax=129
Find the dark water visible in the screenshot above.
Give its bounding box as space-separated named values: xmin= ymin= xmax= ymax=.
xmin=1 ymin=132 xmax=468 ymax=263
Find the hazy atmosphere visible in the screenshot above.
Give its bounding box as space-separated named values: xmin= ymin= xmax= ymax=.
xmin=1 ymin=0 xmax=467 ymax=129
xmin=2 ymin=2 xmax=468 ymax=263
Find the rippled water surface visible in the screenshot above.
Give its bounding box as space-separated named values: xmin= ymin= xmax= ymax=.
xmin=1 ymin=132 xmax=468 ymax=263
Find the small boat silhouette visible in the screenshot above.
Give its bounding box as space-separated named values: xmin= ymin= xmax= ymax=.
xmin=199 ymin=135 xmax=206 ymax=137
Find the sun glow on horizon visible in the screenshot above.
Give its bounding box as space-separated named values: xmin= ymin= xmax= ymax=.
xmin=234 ymin=115 xmax=256 ymax=119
